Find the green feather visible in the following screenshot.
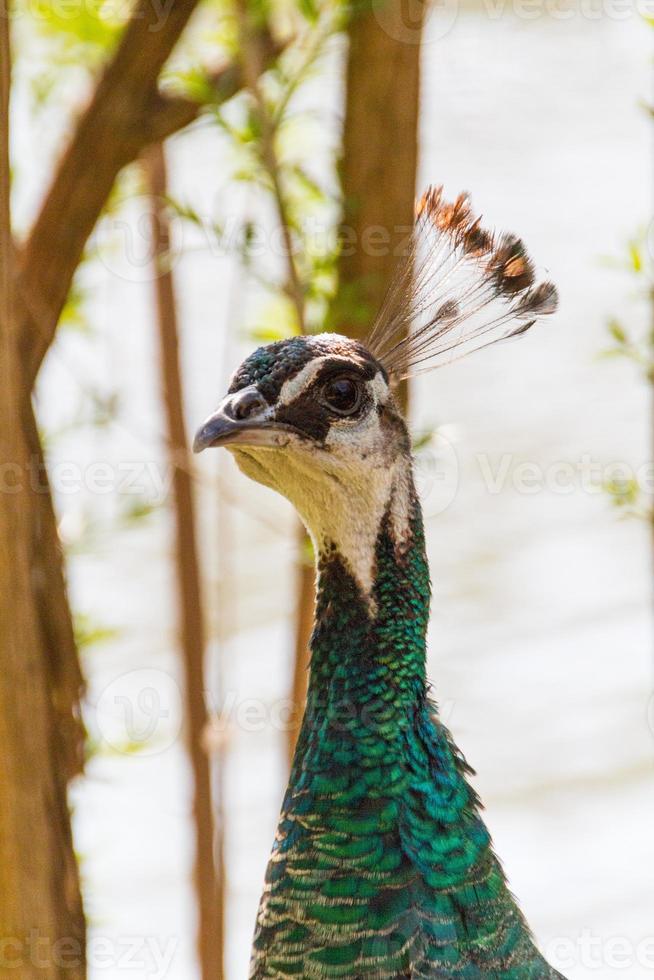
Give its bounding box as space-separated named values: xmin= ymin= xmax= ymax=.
xmin=250 ymin=489 xmax=563 ymax=979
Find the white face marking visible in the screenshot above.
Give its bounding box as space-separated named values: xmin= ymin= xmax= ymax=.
xmin=276 ymin=358 xmax=329 ymax=408
xmin=276 ymin=352 xmax=382 ymax=409
xmin=230 ymin=360 xmax=412 ymax=608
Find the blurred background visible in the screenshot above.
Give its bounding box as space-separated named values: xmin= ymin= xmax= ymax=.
xmin=2 ymin=1 xmax=652 ymax=978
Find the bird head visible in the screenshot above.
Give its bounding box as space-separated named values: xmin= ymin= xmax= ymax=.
xmin=193 ymin=333 xmax=408 ymax=464
xmin=193 ymin=187 xmax=558 ymax=596
xmin=193 ymin=334 xmax=412 ymax=596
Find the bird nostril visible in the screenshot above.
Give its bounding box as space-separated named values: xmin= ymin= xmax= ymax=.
xmin=232 ymin=389 xmax=267 ymax=421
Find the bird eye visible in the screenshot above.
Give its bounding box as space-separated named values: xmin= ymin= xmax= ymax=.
xmin=320 ymin=376 xmax=362 ymax=416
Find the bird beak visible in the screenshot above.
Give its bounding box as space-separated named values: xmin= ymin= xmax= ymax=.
xmin=193 ymin=390 xmax=296 ymax=454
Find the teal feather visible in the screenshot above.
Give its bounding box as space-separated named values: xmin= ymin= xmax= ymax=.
xmin=250 ymin=489 xmax=564 ymax=979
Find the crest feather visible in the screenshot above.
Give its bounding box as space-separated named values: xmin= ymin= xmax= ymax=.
xmin=366 ymin=186 xmax=558 ymax=380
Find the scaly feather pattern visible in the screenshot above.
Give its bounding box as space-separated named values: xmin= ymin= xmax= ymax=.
xmin=251 ymin=486 xmax=563 ymax=979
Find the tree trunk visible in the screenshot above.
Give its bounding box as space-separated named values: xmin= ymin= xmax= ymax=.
xmin=0 ymin=17 xmax=85 ymax=979
xmin=338 ymin=1 xmax=423 ymax=348
xmin=288 ymin=0 xmax=424 ymax=759
xmin=145 ymin=143 xmax=224 ymax=980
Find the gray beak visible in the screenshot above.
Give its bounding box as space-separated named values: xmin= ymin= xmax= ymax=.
xmin=193 ymin=386 xmax=295 ymax=454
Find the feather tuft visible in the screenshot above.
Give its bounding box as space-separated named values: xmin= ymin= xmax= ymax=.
xmin=366 ymin=185 xmax=558 ymax=381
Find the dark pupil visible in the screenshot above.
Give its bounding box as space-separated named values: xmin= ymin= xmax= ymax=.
xmin=324 ymin=377 xmax=358 ymax=412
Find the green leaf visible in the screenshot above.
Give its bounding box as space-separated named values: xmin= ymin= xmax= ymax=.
xmin=249 ymin=322 xmax=296 ymax=343
xmin=120 ymin=499 xmax=159 ymax=524
xmin=608 ymin=318 xmax=628 ymax=345
xmin=298 ymin=0 xmax=321 ymax=24
xmin=74 ymin=612 xmax=119 ymax=651
xmin=628 ymin=239 xmax=643 ymax=273
xmin=412 ymin=428 xmax=436 ymax=453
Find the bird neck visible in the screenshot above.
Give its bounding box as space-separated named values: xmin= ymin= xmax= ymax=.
xmin=303 ymin=474 xmax=430 ymax=731
xmin=273 ymin=475 xmax=555 ymax=978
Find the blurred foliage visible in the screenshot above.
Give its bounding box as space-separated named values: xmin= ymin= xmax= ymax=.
xmin=601 ymin=230 xmax=654 ymax=524
xmin=74 ymin=611 xmax=119 ymax=651
xmin=600 ymin=15 xmax=654 ymax=525
xmin=167 ymin=0 xmax=345 ymax=340
xmin=26 ymin=0 xmax=124 ymax=60
xmin=21 ymin=0 xmax=348 ymax=342
xmin=412 ymin=427 xmax=438 ymax=454
xmin=603 ymin=473 xmax=652 ymax=524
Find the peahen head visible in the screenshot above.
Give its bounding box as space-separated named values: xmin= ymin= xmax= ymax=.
xmin=194 ymin=186 xmax=558 ymax=598
xmin=193 ymin=333 xmax=413 ymax=597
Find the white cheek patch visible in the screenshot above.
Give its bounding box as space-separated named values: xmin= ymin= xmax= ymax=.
xmin=277 ymin=356 xmax=351 ymax=408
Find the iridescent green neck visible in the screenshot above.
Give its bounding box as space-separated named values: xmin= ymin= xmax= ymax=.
xmin=304 ymin=490 xmax=430 ymax=729
xmin=252 ymin=481 xmax=561 ymax=979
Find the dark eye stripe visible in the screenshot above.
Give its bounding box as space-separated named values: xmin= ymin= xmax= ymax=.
xmin=274 ymin=390 xmax=332 ymax=442
xmin=275 ymin=373 xmax=374 ymax=442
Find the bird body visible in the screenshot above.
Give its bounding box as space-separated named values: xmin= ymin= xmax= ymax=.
xmin=194 ymin=188 xmax=564 ymax=979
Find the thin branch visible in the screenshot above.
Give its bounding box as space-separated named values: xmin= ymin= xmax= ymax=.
xmin=236 ymin=1 xmax=307 ymax=333
xmin=236 ymin=2 xmax=316 ymax=765
xmin=144 ymin=142 xmax=225 ymax=980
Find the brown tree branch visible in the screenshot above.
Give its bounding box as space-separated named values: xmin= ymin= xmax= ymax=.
xmin=145 ymin=142 xmax=224 ymax=980
xmin=18 ymin=0 xmax=203 ymax=386
xmin=236 ymin=2 xmax=317 ymax=763
xmin=289 ymin=531 xmax=314 ymax=760
xmin=17 ymin=0 xmax=211 ymax=387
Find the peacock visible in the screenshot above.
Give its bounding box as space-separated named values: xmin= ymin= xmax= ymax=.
xmin=194 ymin=187 xmax=564 ymax=979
